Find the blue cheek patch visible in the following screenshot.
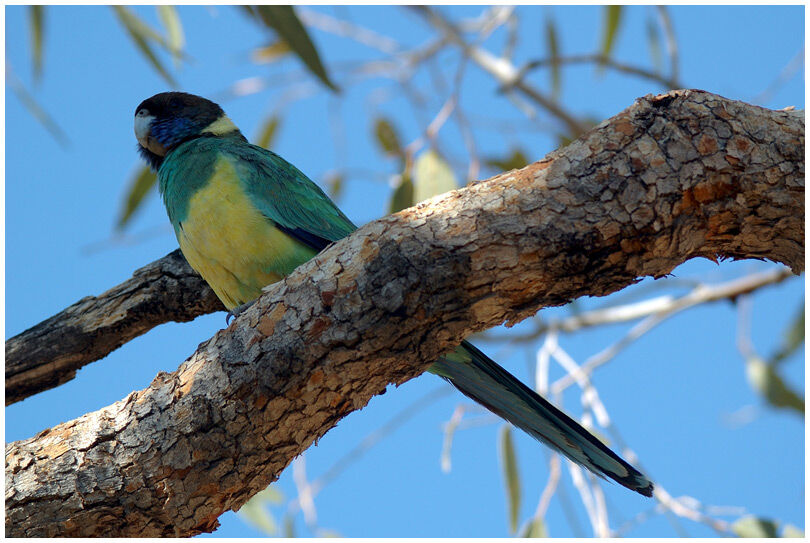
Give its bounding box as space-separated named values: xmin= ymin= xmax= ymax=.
xmin=152 ymin=117 xmax=200 ymax=148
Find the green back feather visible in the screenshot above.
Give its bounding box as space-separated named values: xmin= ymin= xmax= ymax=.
xmin=160 ymin=134 xmax=356 ymax=247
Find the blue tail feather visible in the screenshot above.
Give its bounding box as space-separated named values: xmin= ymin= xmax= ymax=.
xmin=429 ymin=341 xmax=653 ymax=497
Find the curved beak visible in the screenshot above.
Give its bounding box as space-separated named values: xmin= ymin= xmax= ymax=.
xmin=134 ymin=114 xmax=167 ymax=156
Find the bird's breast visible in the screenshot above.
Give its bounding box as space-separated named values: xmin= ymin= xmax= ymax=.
xmin=174 ymin=156 xmax=316 ymax=309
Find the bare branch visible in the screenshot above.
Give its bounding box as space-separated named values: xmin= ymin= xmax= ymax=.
xmin=550 ymin=268 xmax=796 ymax=394
xmin=414 ymin=6 xmax=590 ymax=137
xmin=6 ymin=91 xmax=803 ymax=537
xmin=484 ymin=266 xmax=795 ymax=345
xmin=518 ymin=53 xmax=680 ymax=90
xmin=5 ymin=250 xmax=224 ymax=405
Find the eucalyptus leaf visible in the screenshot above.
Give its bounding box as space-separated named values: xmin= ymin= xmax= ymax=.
xmin=326 ymin=173 xmax=344 ymax=201
xmin=255 ymin=115 xmax=280 ymax=149
xmin=389 ymin=172 xmax=414 ymax=214
xmin=598 ymin=6 xmax=623 ymax=72
xmin=157 ymin=6 xmax=185 ymax=67
xmin=745 ymin=355 xmax=804 ymax=416
xmin=732 ymin=515 xmax=778 ymax=538
xmin=485 ymin=148 xmax=529 ymax=173
xmin=117 ymin=166 xmax=157 ymax=231
xmin=7 ymin=65 xmax=69 ymax=147
xmin=29 ymin=5 xmax=44 ymax=82
xmin=520 ymin=517 xmax=548 ymax=538
xmin=500 ymin=425 xmax=521 ymax=534
xmin=112 ymin=6 xmax=177 ymax=87
xmin=239 ymin=497 xmax=278 ymax=535
xmin=545 ymin=17 xmax=561 ymax=100
xmin=374 ymin=117 xmax=404 ymax=158
xmin=247 ymin=5 xmax=338 ymax=92
xmin=782 ymin=524 xmax=804 ymax=538
xmin=252 ymin=40 xmax=292 ymax=64
xmin=770 ymin=300 xmax=804 ymax=366
xmin=283 ymin=514 xmax=295 ymax=538
xmin=413 ymin=150 xmax=458 ymax=204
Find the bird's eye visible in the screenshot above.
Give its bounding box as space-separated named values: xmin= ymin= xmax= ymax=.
xmin=136 ymin=109 xmax=149 ymax=117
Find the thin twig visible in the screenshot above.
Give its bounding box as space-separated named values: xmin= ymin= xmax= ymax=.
xmin=440 ymin=404 xmax=466 ymax=473
xmin=518 ymin=53 xmax=680 ymax=89
xmin=656 ymin=6 xmax=679 ymax=86
xmin=413 ymin=6 xmax=589 ymax=137
xmin=483 ymin=267 xmax=794 ymax=345
xmin=447 ymin=42 xmax=480 ymax=182
xmin=298 ymin=8 xmax=403 ymax=55
xmin=286 ymin=387 xmax=452 ymax=516
xmin=550 ymin=268 xmax=794 ymax=394
xmin=590 ymin=475 xmax=610 ymax=537
xmin=567 ymin=462 xmax=601 ymax=536
xmin=292 ymin=456 xmax=317 ymax=528
xmin=653 ymin=486 xmax=732 ymax=535
xmin=537 ymin=454 xmax=561 ymax=518
xmin=751 ymin=48 xmax=804 ymax=106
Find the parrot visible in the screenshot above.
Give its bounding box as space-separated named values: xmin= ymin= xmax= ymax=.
xmin=134 ymin=91 xmax=653 ymax=497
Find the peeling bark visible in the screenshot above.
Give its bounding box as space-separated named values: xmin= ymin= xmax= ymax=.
xmin=5 ymin=90 xmax=804 ymax=537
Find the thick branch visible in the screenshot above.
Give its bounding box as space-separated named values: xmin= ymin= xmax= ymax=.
xmin=5 ymin=250 xmax=225 ymax=405
xmin=6 ymin=90 xmax=804 ymax=537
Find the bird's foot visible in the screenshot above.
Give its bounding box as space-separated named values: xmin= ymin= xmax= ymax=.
xmin=226 ymin=300 xmax=257 ymax=325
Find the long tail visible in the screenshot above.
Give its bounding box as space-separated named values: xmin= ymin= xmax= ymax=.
xmin=429 ymin=341 xmax=653 ymax=497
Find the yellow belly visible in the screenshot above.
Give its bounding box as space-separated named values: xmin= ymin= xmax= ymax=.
xmin=176 ymin=157 xmax=316 ymax=309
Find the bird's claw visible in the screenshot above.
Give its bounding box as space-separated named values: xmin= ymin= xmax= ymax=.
xmin=225 ymin=300 xmax=257 ymax=325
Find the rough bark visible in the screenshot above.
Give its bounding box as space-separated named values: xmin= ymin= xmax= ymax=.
xmin=5 ymin=250 xmax=225 ymax=405
xmin=5 ymin=90 xmax=804 ymax=537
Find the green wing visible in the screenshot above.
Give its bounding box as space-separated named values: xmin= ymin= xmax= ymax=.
xmin=228 ymin=141 xmax=357 ymax=250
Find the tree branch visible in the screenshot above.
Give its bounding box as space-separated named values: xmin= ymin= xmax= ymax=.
xmin=5 ymin=250 xmax=225 ymax=405
xmin=412 ymin=5 xmax=591 ymax=137
xmin=6 ymin=90 xmax=804 ymax=537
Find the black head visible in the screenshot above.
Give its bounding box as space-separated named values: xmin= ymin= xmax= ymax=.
xmin=134 ymin=92 xmax=240 ymax=170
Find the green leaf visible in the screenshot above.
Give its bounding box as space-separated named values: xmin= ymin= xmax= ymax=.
xmin=782 ymin=524 xmax=804 ymax=538
xmin=598 ymin=6 xmax=623 ymax=70
xmin=117 ymin=165 xmax=157 ymax=231
xmin=413 ymin=150 xmax=458 ymax=204
xmin=326 ymin=173 xmax=344 ymax=201
xmin=519 ymin=517 xmax=548 ymax=538
xmin=646 ymin=15 xmax=663 ymax=74
xmin=388 ymin=171 xmax=414 ymax=214
xmin=156 ymin=6 xmax=185 ymax=67
xmin=255 ymin=115 xmax=280 ymax=149
xmin=732 ymin=516 xmax=779 ymax=538
xmin=485 ymin=148 xmax=529 ymax=173
xmin=252 ymin=40 xmax=292 ymax=64
xmin=239 ymin=487 xmax=283 ymax=536
xmin=247 ymin=5 xmax=339 ymax=92
xmin=29 ymin=6 xmax=44 ymax=82
xmin=499 ymin=425 xmax=521 ymax=534
xmin=283 ymin=514 xmax=296 ymax=538
xmin=544 ymin=17 xmax=561 ymax=100
xmin=6 ymin=65 xmax=69 ymax=147
xmin=374 ymin=117 xmax=404 ymax=158
xmin=112 ymin=6 xmax=177 ymax=87
xmin=745 ymin=355 xmax=804 ymax=416
xmin=770 ymin=300 xmax=804 ymax=366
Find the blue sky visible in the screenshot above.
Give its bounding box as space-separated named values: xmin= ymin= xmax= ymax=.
xmin=5 ymin=5 xmax=804 ymax=537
